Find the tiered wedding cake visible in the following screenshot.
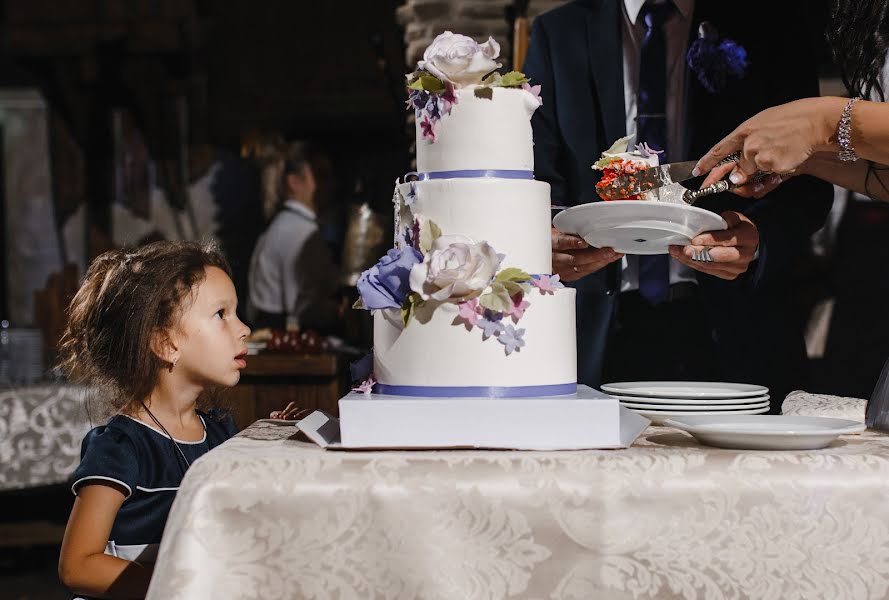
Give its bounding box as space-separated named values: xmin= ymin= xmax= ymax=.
xmin=355 ymin=31 xmax=577 ymax=397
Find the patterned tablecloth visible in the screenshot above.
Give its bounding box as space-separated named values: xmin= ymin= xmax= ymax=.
xmin=0 ymin=384 xmax=93 ymax=491
xmin=147 ymin=392 xmax=884 ymax=600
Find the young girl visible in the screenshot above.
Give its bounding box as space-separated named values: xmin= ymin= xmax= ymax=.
xmin=57 ymin=241 xmax=250 ymax=599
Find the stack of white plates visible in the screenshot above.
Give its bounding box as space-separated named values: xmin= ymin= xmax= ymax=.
xmin=601 ymin=381 xmax=770 ymax=425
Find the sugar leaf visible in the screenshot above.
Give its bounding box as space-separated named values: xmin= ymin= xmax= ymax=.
xmin=495 ymin=267 xmax=532 ymax=283
xmin=478 ymin=282 xmax=512 ymax=313
xmin=418 ymin=218 xmax=442 ymax=253
xmin=500 ymin=71 xmax=530 ymax=87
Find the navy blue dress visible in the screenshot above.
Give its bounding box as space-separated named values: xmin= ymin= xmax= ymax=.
xmin=70 ymin=409 xmax=238 ymax=564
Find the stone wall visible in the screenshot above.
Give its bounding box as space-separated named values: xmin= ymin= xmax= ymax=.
xmin=397 ymin=0 xmax=570 ymax=68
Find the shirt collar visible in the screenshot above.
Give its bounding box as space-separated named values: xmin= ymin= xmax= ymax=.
xmin=624 ymin=0 xmax=693 ymax=25
xmin=283 ymin=200 xmax=316 ymax=221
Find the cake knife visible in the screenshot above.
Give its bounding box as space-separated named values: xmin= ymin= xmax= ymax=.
xmin=597 ymin=152 xmax=769 ymax=204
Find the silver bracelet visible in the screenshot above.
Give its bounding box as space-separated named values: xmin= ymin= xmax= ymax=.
xmin=837 ymin=96 xmax=862 ymax=162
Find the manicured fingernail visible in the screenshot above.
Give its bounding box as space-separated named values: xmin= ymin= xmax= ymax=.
xmin=692 ymin=167 xmax=700 ymax=177
xmin=729 ymin=172 xmax=743 ymax=185
xmin=577 ymin=239 xmax=586 ymax=247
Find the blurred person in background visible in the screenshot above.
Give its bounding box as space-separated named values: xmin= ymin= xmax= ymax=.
xmin=247 ymin=141 xmax=340 ymax=333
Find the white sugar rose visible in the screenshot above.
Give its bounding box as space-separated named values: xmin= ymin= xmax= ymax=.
xmin=418 ymin=31 xmax=502 ymax=87
xmin=409 ymin=235 xmax=501 ymax=302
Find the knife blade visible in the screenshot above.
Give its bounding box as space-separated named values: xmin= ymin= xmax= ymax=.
xmin=597 ymin=160 xmax=700 ymax=201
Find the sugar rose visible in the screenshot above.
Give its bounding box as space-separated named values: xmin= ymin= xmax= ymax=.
xmin=418 ymin=31 xmax=501 ymax=87
xmin=409 ymin=235 xmax=501 ymax=302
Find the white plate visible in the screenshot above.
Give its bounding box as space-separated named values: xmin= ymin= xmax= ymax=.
xmin=619 ymin=399 xmax=770 ymax=411
xmin=552 ymin=201 xmax=727 ymax=255
xmin=663 ymin=415 xmax=866 ymax=450
xmin=632 ymin=406 xmax=769 ymax=425
xmin=611 ymin=393 xmax=770 ymax=406
xmin=602 ymin=381 xmax=769 ymax=399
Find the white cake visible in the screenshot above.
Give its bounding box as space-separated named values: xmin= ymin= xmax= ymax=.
xmin=356 ymin=32 xmax=577 ymax=397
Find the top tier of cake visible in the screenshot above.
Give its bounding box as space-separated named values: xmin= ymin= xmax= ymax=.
xmin=415 ymin=87 xmax=541 ymax=174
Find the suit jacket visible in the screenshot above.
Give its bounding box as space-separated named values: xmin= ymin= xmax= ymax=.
xmin=523 ymin=0 xmax=834 ymax=403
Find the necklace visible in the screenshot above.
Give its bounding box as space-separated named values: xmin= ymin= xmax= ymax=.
xmin=140 ymin=402 xmax=205 ymax=476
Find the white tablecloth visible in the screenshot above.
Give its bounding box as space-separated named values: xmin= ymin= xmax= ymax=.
xmin=148 ymin=393 xmax=885 ymax=600
xmin=0 ymin=384 xmax=92 ymax=491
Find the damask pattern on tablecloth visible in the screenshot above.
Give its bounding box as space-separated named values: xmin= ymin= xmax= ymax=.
xmin=0 ymin=385 xmax=93 ymax=490
xmin=782 ymin=391 xmax=866 ymax=422
xmin=148 ymin=395 xmax=889 ymax=600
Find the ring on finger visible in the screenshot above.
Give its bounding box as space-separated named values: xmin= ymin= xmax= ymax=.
xmin=691 ymin=249 xmax=703 ymax=262
xmin=703 ymin=248 xmax=713 ymax=263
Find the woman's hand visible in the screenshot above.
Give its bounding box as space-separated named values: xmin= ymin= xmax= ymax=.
xmin=694 ymin=97 xmax=846 ymax=186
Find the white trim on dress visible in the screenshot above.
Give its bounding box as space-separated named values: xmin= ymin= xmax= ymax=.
xmin=71 ymin=476 xmax=133 ymax=499
xmin=122 ymin=414 xmax=208 ymax=444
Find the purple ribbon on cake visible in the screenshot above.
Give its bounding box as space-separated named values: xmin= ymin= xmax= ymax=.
xmin=373 ymin=382 xmax=577 ymax=398
xmin=404 ymin=169 xmax=534 ymax=181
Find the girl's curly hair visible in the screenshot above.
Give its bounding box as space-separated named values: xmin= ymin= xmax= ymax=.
xmin=58 ymin=240 xmax=232 ymax=417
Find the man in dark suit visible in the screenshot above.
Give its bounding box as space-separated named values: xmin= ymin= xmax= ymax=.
xmin=523 ymin=0 xmax=833 ymax=411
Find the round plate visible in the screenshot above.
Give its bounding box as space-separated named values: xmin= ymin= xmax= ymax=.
xmin=663 ymin=415 xmax=866 ymax=450
xmin=602 ymin=381 xmax=769 ymax=399
xmin=552 ymin=201 xmax=727 ymax=255
xmin=611 ymin=393 xmax=770 ymax=406
xmin=631 ymin=406 xmax=769 ymax=425
xmin=619 ymin=399 xmax=770 ymax=411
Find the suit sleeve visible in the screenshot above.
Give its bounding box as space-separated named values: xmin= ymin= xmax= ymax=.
xmin=524 ymin=16 xmax=567 ymax=207
xmin=292 ymin=230 xmax=340 ymax=333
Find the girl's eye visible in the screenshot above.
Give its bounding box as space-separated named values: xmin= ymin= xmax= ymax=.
xmin=215 ymin=309 xmax=225 ymax=319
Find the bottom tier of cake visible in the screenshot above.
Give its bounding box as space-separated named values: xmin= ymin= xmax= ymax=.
xmin=372 ymin=288 xmax=576 ymax=396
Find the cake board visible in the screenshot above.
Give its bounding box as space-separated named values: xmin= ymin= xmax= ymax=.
xmin=297 ymin=385 xmax=650 ymax=451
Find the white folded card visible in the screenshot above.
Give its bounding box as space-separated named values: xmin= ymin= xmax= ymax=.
xmin=297 ymin=385 xmax=649 ymax=450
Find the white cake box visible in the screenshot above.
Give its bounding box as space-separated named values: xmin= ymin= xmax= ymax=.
xmin=297 ymin=385 xmax=650 ymax=451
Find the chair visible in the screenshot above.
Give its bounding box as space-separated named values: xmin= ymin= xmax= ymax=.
xmin=33 ymin=263 xmax=80 ymax=364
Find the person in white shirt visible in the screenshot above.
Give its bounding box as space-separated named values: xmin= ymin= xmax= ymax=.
xmin=247 ymin=142 xmax=339 ymax=332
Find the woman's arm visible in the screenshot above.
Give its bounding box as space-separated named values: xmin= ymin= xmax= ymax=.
xmin=695 ymin=97 xmax=889 ymax=180
xmin=59 ymin=482 xmax=154 ymax=599
xmin=800 ymin=153 xmax=889 ymax=202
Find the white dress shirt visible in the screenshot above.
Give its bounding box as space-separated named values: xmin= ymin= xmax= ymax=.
xmin=620 ymin=0 xmax=698 ymax=293
xmin=248 ymin=200 xmax=319 ymax=323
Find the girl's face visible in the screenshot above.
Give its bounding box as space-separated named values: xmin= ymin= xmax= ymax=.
xmin=174 ymin=266 xmax=251 ymax=387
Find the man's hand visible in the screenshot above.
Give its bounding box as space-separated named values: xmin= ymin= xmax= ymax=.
xmin=552 ymin=226 xmax=623 ymax=282
xmin=668 ymin=211 xmax=759 ymax=280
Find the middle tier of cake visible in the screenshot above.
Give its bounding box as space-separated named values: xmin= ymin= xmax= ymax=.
xmin=398 ymin=178 xmax=552 ymax=275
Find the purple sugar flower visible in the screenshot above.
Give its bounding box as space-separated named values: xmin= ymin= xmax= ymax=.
xmin=455 ymin=298 xmax=480 ymax=330
xmin=532 ymin=274 xmax=564 ymax=295
xmin=352 ymin=374 xmax=377 ymax=396
xmin=441 ymin=82 xmax=458 ymax=115
xmin=478 ymin=317 xmax=504 ymax=340
xmin=497 ymin=325 xmax=526 ymax=355
xmin=408 ymin=89 xmax=430 ymax=112
xmin=420 ymin=117 xmax=436 ymax=142
xmin=404 ymin=181 xmax=418 ymax=207
xmin=357 ymin=246 xmax=423 ymax=309
xmin=522 ymin=82 xmax=543 ymax=106
xmin=425 ymin=97 xmax=441 ymax=120
xmin=507 ymin=295 xmax=530 ymax=322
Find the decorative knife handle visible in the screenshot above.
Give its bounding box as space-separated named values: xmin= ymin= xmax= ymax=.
xmin=683 ymin=180 xmax=730 ymax=204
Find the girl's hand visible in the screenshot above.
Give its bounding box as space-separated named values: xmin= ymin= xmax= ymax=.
xmin=694 ymin=97 xmax=845 ymax=186
xmin=270 ymin=402 xmax=310 ymax=420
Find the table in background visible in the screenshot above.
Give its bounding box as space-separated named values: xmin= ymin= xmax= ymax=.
xmin=227 ymin=352 xmax=349 ymax=430
xmin=147 ymin=392 xmax=887 ymax=600
xmin=0 ymin=384 xmax=92 ymax=492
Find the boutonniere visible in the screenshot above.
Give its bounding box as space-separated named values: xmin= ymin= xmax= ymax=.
xmin=686 ymin=22 xmax=749 ymax=94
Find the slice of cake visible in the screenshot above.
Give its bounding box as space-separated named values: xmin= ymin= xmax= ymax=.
xmin=593 ymin=135 xmax=661 ymax=200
